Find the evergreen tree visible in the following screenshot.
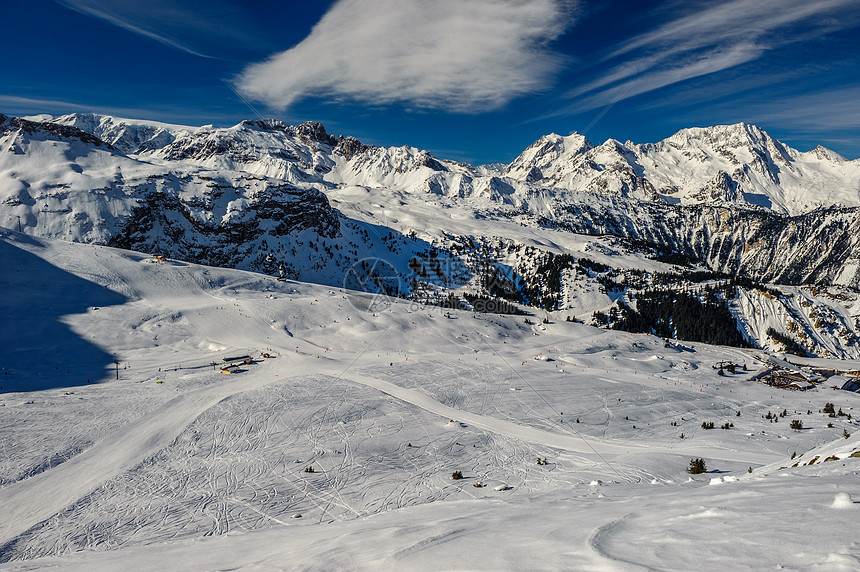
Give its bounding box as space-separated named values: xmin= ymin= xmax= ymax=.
xmin=688 ymin=458 xmax=707 ymax=474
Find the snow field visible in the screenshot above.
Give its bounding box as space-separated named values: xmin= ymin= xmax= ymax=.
xmin=1 ymin=231 xmax=860 ymax=569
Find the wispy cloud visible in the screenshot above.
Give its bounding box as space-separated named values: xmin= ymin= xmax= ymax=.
xmin=741 ymin=86 xmax=860 ymax=132
xmin=564 ymin=0 xmax=860 ymax=113
xmin=56 ymin=0 xmax=264 ymax=58
xmin=632 ymin=68 xmax=806 ymax=112
xmin=576 ymin=43 xmax=764 ymax=111
xmin=0 ymin=94 xmax=86 ymax=111
xmin=237 ymin=0 xmax=574 ymax=113
xmin=0 ymin=94 xmax=240 ymax=126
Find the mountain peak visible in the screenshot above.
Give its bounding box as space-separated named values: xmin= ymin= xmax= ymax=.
xmin=666 ymin=122 xmax=767 ymax=145
xmin=542 ymin=131 xmax=593 ymax=149
xmin=504 ymin=131 xmax=594 ymax=179
xmin=240 ymin=118 xmax=290 ymax=131
xmin=334 ymin=135 xmax=370 ymax=160
xmin=292 ymin=121 xmax=336 ymax=146
xmin=4 ymin=111 xmax=859 ymax=217
xmin=807 ymin=144 xmax=845 ymax=162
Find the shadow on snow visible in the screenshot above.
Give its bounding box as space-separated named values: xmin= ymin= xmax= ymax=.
xmin=0 ymin=233 xmax=128 ymax=393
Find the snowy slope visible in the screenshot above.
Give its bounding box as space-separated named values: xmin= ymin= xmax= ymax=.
xmin=1 ymin=231 xmax=859 ymax=569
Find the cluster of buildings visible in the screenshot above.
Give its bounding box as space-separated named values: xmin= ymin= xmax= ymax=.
xmin=753 ymin=358 xmax=860 ymax=392
xmin=761 ymin=369 xmax=819 ymax=391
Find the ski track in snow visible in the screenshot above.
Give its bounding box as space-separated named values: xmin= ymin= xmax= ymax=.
xmin=0 ymin=354 xmax=783 ymax=558
xmin=0 ymin=358 xmax=290 ymax=549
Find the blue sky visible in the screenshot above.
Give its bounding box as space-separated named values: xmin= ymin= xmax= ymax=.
xmin=4 ymin=0 xmax=860 ymax=164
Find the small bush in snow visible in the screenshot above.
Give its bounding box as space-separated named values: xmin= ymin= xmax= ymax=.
xmin=790 ymin=419 xmax=803 ymax=431
xmin=688 ymin=458 xmax=707 ymax=474
xmin=452 ymin=470 xmax=463 ymax=480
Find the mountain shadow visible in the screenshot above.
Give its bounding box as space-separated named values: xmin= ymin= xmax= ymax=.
xmin=0 ymin=232 xmax=128 ymax=393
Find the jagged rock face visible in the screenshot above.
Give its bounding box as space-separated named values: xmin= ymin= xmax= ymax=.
xmin=334 ymin=135 xmax=369 ymax=160
xmin=292 ymin=121 xmax=337 ymax=146
xmin=129 ymin=120 xmax=342 ymax=187
xmin=538 ymin=193 xmax=860 ymax=288
xmin=2 ymin=115 xmax=112 ymax=149
xmin=809 ymin=145 xmax=846 ymax=162
xmin=694 ymin=171 xmax=739 ymax=203
xmin=108 ymin=180 xmax=341 ymax=271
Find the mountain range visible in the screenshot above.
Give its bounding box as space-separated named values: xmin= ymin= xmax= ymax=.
xmin=2 ymin=111 xmax=860 ymax=358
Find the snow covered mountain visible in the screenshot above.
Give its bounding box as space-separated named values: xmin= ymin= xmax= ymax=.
xmin=47 ymin=113 xmax=860 ymax=213
xmin=36 ymin=112 xmax=860 ymax=209
xmin=506 ymin=122 xmax=860 ymax=215
xmin=48 ymin=112 xmax=195 ymax=155
xmin=3 ymin=111 xmax=860 ymax=357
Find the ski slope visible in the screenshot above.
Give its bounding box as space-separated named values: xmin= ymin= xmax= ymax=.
xmin=1 ymin=229 xmax=859 ymax=569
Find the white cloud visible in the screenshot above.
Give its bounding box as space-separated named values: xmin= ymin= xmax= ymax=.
xmin=237 ymin=0 xmax=572 ymax=113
